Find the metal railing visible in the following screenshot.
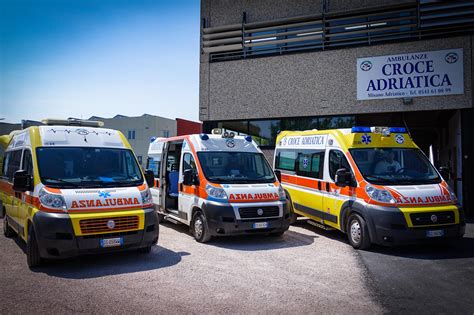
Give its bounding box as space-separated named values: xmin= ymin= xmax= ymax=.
xmin=202 ymin=0 xmax=474 ymax=62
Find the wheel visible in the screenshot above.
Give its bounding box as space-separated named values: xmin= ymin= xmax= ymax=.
xmin=286 ymin=194 xmax=297 ymax=225
xmin=3 ymin=215 xmax=15 ymax=238
xmin=346 ymin=213 xmax=371 ymax=250
xmin=138 ymin=246 xmax=152 ymax=253
xmin=192 ymin=212 xmax=211 ymax=243
xmin=26 ymin=225 xmax=43 ymax=268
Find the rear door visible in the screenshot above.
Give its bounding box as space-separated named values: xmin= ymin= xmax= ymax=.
xmin=275 ymin=148 xmax=326 ymax=221
xmin=4 ymin=149 xmax=23 ymax=230
xmin=147 ymin=141 xmax=165 ymax=207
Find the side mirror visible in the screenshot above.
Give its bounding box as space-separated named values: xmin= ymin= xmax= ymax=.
xmin=13 ymin=170 xmax=33 ymax=192
xmin=335 ymin=168 xmax=353 ymax=187
xmin=274 ymin=170 xmax=282 ymax=182
xmin=438 ymin=166 xmax=450 ymax=180
xmin=144 ymin=169 xmax=155 ymax=187
xmin=183 ymin=169 xmax=199 ymax=186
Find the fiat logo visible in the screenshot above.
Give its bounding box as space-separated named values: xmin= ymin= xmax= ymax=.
xmin=107 ymin=220 xmax=116 ymax=229
xmin=430 ymin=215 xmax=438 ymax=223
xmin=257 ymin=208 xmax=264 ymax=216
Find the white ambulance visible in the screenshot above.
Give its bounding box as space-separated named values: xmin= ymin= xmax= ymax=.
xmin=147 ymin=130 xmax=290 ymax=242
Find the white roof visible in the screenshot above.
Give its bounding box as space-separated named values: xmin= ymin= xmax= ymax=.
xmin=39 ymin=126 xmax=125 ymax=148
xmin=149 ymin=134 xmax=262 ymax=154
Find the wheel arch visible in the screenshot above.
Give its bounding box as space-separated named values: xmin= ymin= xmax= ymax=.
xmin=339 ymin=200 xmax=374 ymax=240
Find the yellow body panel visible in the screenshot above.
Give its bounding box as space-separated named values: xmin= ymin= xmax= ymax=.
xmin=69 ymin=209 xmax=145 ymax=236
xmin=401 ymin=205 xmax=460 ymax=228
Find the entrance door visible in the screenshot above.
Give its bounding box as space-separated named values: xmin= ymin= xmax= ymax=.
xmin=178 ymin=143 xmax=199 ymax=224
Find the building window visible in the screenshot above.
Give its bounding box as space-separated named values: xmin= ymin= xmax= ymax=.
xmin=248 ymin=119 xmax=281 ymax=147
xmin=127 ymin=130 xmax=136 ymax=140
xmin=206 ymin=115 xmax=355 ymax=148
xmin=163 ymin=130 xmax=170 ymax=137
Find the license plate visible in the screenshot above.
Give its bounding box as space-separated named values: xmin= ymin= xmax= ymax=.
xmin=100 ymin=237 xmax=123 ymax=248
xmin=253 ymin=222 xmax=269 ymax=229
xmin=426 ymin=230 xmax=444 ymax=238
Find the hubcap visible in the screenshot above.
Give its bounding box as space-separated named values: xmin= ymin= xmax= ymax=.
xmin=194 ymin=217 xmax=203 ymax=239
xmin=350 ymin=220 xmax=361 ymax=244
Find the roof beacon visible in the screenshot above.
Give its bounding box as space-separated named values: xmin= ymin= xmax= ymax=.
xmin=42 ymin=118 xmax=104 ymax=128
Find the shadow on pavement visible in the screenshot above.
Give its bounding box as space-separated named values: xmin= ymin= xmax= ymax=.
xmin=31 ymin=245 xmax=189 ymax=279
xmin=160 ymin=219 xmax=317 ymax=251
xmin=367 ymin=236 xmax=474 ymax=260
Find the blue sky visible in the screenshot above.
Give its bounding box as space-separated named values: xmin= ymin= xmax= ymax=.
xmin=0 ymin=0 xmax=200 ymax=123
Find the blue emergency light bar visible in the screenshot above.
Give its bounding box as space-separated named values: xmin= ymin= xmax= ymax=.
xmin=389 ymin=127 xmax=407 ymax=133
xmin=200 ymin=133 xmax=209 ymax=140
xmin=351 ymin=126 xmax=371 ymax=133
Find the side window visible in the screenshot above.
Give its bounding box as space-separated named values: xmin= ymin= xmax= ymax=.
xmin=296 ymin=151 xmax=325 ymax=179
xmin=6 ymin=150 xmax=22 ymax=182
xmin=275 ymin=150 xmax=297 ymax=172
xmin=183 ymin=153 xmax=197 ymax=175
xmin=2 ymin=152 xmax=10 ymax=178
xmin=147 ymin=157 xmax=161 ymax=177
xmin=22 ymin=149 xmax=33 ymax=176
xmin=329 ymin=150 xmax=351 ymax=181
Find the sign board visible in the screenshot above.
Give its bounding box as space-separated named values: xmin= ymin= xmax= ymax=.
xmin=357 ymin=49 xmax=464 ymax=100
xmin=278 ymin=135 xmax=327 ymax=148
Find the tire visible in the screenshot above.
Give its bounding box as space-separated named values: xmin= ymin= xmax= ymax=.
xmin=138 ymin=246 xmax=152 ymax=253
xmin=346 ymin=213 xmax=371 ymax=250
xmin=3 ymin=215 xmax=15 ymax=238
xmin=286 ymin=193 xmax=298 ymax=225
xmin=27 ymin=225 xmax=43 ymax=268
xmin=192 ymin=211 xmax=211 ymax=243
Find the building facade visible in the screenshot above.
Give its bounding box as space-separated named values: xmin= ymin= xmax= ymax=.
xmin=90 ymin=114 xmax=177 ymax=167
xmin=199 ymin=0 xmax=474 ymax=216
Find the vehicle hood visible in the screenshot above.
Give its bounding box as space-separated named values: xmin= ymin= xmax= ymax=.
xmin=219 ymin=183 xmax=280 ymax=203
xmin=386 ymin=183 xmax=455 ymax=205
xmin=61 ymin=186 xmax=144 ymax=210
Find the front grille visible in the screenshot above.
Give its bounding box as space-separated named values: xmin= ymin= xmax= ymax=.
xmin=410 ymin=211 xmax=455 ymax=226
xmin=239 ymin=206 xmax=279 ymax=219
xmin=80 ymin=216 xmax=139 ymax=234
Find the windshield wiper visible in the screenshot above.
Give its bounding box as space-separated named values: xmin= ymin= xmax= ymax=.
xmin=41 ymin=177 xmax=80 ymax=187
xmin=365 ymin=175 xmax=398 ymax=183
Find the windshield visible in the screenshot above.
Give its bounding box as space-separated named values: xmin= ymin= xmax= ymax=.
xmin=36 ymin=147 xmax=143 ymax=188
xmin=197 ymin=151 xmax=275 ymax=184
xmin=349 ymin=148 xmax=441 ymax=185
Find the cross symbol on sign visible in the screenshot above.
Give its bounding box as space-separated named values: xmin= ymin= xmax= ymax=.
xmin=99 ymin=191 xmax=111 ymax=199
xmin=361 ymin=134 xmax=372 ymax=145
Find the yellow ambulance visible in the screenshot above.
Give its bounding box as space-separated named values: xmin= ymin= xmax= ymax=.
xmin=0 ymin=119 xmax=158 ymax=267
xmin=274 ymin=126 xmax=465 ymax=249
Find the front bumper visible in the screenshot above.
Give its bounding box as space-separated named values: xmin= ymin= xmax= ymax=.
xmin=32 ymin=207 xmax=159 ymax=259
xmin=365 ymin=204 xmax=466 ymax=246
xmin=202 ymin=201 xmax=290 ymax=236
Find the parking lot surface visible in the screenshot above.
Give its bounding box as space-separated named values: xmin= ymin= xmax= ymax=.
xmin=1 ymin=219 xmax=473 ymax=314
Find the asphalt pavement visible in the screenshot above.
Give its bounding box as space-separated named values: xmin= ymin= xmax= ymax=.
xmin=1 ymin=219 xmax=473 ymax=314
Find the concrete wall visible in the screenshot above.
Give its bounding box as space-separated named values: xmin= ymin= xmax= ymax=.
xmin=199 ymin=0 xmax=473 ymax=122
xmin=99 ymin=115 xmax=177 ymax=167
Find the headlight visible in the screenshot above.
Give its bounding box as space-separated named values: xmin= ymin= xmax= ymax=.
xmin=365 ymin=184 xmax=396 ymax=204
xmin=206 ymin=184 xmax=228 ymax=200
xmin=278 ymin=185 xmax=286 ymax=201
xmin=446 ymin=186 xmax=458 ymax=203
xmin=141 ymin=188 xmax=153 ymax=205
xmin=39 ymin=187 xmax=67 ymax=211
